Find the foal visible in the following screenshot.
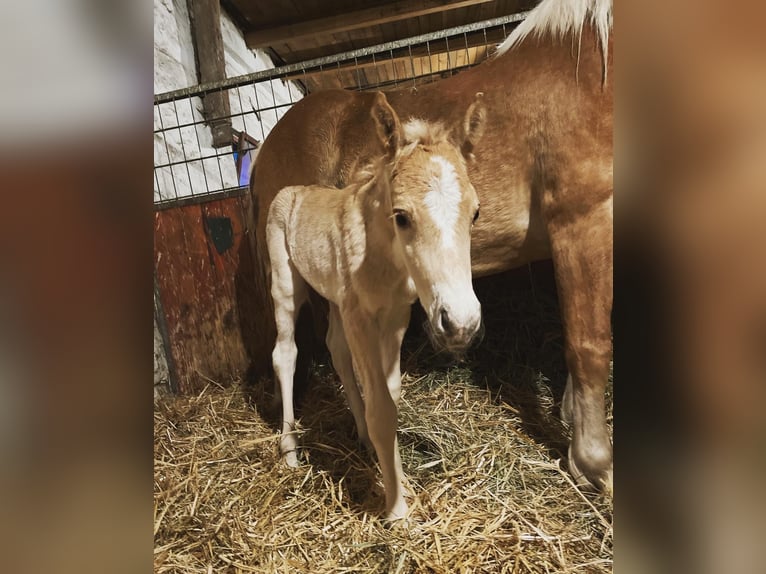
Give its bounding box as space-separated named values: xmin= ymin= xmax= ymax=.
xmin=266 ymin=92 xmax=486 ymax=520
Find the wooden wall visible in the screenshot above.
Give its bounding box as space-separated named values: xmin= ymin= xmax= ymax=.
xmin=154 ymin=192 xmax=265 ymax=394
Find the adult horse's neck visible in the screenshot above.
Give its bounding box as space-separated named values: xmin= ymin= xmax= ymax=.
xmin=359 ymin=158 xmax=415 ymax=280
xmin=377 ymin=20 xmax=612 ymax=276
xmin=355 ymin=159 xmax=397 ymax=246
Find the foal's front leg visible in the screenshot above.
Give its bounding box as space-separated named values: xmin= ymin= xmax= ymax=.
xmin=342 ymin=308 xmax=409 ymax=520
xmin=379 ymin=305 xmax=412 ymax=498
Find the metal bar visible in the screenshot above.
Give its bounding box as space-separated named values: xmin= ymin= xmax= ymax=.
xmin=154 ymin=149 xmax=230 ymax=172
xmin=173 ymin=99 xmax=197 ymax=198
xmin=153 ymin=100 xmax=293 ymax=136
xmin=156 ymin=103 xmax=179 ymax=201
xmin=249 ymin=74 xmax=268 ymax=141
xmin=154 ymin=11 xmax=529 ymax=103
xmin=189 ymin=100 xmax=213 ymax=197
xmin=153 ymin=96 xmax=293 ymax=134
xmin=153 ymin=186 xmax=249 ymax=211
xmin=268 ymin=78 xmax=280 ymax=137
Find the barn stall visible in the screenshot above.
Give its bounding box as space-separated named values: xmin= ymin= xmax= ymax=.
xmin=154 ymin=1 xmax=613 ymax=572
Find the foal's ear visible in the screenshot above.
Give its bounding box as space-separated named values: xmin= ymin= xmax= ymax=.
xmin=371 ymin=92 xmax=402 ymax=158
xmin=458 ymin=92 xmax=487 ymax=159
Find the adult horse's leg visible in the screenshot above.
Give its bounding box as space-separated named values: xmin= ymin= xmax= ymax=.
xmin=548 ymin=198 xmax=613 ymax=493
xmin=561 ymin=373 xmax=574 ymax=423
xmin=326 ymin=303 xmax=371 ymax=452
xmin=342 ymin=309 xmax=408 ymax=520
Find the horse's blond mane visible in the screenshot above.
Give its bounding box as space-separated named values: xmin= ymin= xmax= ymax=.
xmin=350 ymin=118 xmax=452 ymax=187
xmin=496 ymin=0 xmax=612 ymax=79
xmin=401 ymin=118 xmax=451 ymax=146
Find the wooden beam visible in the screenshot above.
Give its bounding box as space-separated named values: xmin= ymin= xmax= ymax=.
xmin=189 ymin=0 xmax=232 ymax=148
xmin=279 ymin=26 xmax=508 ymax=66
xmin=245 ymin=0 xmax=496 ymax=49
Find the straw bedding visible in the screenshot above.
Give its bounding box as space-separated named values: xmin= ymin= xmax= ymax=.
xmin=155 ymin=263 xmax=613 ymax=573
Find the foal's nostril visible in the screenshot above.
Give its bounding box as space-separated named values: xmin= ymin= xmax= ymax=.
xmin=440 ymin=308 xmax=454 ymax=336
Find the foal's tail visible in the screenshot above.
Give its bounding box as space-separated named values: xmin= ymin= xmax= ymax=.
xmin=243 ymin=162 xmax=316 ymax=401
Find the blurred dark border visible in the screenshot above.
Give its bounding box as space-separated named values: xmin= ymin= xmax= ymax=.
xmin=0 ymin=1 xmax=153 ymax=572
xmin=616 ymin=1 xmax=766 ymax=572
xmin=1 ymin=0 xmax=764 ymax=572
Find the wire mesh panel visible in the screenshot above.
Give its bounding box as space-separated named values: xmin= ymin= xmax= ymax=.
xmin=153 ymin=13 xmax=526 ymax=208
xmin=153 ymin=78 xmax=304 ymax=206
xmin=153 ymin=13 xmax=526 ymax=392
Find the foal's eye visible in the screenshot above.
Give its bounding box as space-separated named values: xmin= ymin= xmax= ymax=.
xmin=472 ymin=208 xmax=480 ymax=224
xmin=393 ymin=210 xmax=411 ymax=229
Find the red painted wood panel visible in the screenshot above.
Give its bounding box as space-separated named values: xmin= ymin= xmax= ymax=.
xmin=154 ymin=195 xmax=263 ymax=393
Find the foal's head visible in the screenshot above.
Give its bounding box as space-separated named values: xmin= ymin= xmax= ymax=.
xmin=371 ymin=92 xmax=486 ymax=354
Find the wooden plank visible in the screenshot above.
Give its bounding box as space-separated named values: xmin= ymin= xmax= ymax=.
xmin=154 ymin=205 xmax=203 ymax=393
xmin=189 ymin=0 xmax=232 ymax=148
xmin=245 ymin=0 xmax=496 ymax=49
xmin=201 ymin=200 xmax=248 ymax=374
xmin=154 ymin=195 xmax=261 ymax=393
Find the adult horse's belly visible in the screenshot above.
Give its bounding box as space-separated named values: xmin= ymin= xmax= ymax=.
xmin=466 ymin=164 xmax=551 ymax=278
xmin=470 ymin=222 xmax=551 ymax=277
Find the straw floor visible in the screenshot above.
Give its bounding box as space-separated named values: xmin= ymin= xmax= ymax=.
xmin=155 ymin=263 xmax=613 ymax=573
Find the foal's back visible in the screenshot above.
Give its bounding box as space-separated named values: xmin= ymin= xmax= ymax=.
xmin=268 ymin=182 xmax=359 ymax=304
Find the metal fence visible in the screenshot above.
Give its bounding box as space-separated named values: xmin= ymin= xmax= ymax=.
xmin=152 ymin=12 xmax=528 ymax=209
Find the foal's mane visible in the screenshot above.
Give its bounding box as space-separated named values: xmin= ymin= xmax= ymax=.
xmin=496 ymin=0 xmax=612 ymax=79
xmin=350 ymin=118 xmax=453 ymax=187
xmin=401 ymin=118 xmax=452 ymax=147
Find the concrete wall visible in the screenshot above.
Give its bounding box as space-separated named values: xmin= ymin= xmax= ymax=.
xmin=153 ymin=0 xmax=303 ymax=202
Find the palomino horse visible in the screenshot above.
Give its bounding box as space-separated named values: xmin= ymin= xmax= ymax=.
xmin=266 ymin=92 xmax=485 ymax=519
xmin=249 ymin=0 xmax=613 ymax=493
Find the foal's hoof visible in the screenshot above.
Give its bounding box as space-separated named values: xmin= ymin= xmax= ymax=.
xmin=384 ymin=501 xmax=410 ymax=522
xmin=282 ymin=450 xmax=300 ymax=468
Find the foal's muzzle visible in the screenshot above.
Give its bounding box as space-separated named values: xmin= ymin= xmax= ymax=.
xmin=428 ymin=303 xmax=483 ymax=355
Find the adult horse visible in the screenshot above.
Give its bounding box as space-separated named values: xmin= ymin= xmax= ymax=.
xmin=248 ymin=0 xmax=613 ymax=492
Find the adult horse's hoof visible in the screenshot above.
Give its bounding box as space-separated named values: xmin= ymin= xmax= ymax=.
xmin=568 ymin=443 xmax=613 ymax=496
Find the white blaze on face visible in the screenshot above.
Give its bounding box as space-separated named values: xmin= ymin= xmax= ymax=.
xmin=424 ymin=155 xmax=461 ymax=249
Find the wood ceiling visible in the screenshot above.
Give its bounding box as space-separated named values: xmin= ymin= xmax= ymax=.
xmin=221 ymin=0 xmax=537 ymax=92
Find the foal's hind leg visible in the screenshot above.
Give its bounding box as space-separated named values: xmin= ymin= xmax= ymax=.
xmin=326 ymin=303 xmax=371 ymax=452
xmin=268 ymin=235 xmax=309 ymax=467
xmin=548 ymin=198 xmax=613 ymax=493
